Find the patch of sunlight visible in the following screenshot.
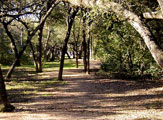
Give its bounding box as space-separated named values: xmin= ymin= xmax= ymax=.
xmin=6 ymin=82 xmax=36 ymax=90
xmin=27 ymin=73 xmax=36 ymax=76
xmin=23 ymin=89 xmax=38 ymax=94
xmin=63 ymin=74 xmax=88 ymax=77
xmin=99 ymin=109 xmax=163 ymax=120
xmin=41 ymin=93 xmax=53 ymax=97
xmin=37 ymin=72 xmax=46 ymax=75
xmin=38 ymin=75 xmax=51 ymax=78
xmin=149 ymin=86 xmax=163 ymax=92
xmin=1 ymin=65 xmax=10 ymax=69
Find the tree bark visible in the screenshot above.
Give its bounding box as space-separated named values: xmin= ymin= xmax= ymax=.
xmin=58 ymin=8 xmax=78 ymax=80
xmin=82 ymin=14 xmax=88 ymax=73
xmin=37 ymin=22 xmax=45 ymax=72
xmin=64 ymin=0 xmax=163 ymax=68
xmin=87 ymin=20 xmax=92 ymax=74
xmin=0 ymin=66 xmax=14 ymax=112
xmin=29 ymin=42 xmax=39 ymax=72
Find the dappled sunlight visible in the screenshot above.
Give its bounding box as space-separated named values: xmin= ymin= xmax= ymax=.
xmin=63 ymin=74 xmax=89 ymax=77
xmin=2 ymin=60 xmax=162 ymax=120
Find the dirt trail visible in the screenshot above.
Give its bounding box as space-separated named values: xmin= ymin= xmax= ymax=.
xmin=0 ymin=61 xmax=163 ymax=120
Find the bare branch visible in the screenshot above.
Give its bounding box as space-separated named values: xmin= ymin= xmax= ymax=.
xmin=143 ymin=11 xmax=163 ymax=19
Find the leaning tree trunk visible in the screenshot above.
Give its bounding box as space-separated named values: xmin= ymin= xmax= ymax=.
xmin=0 ymin=66 xmax=15 ymax=112
xmin=65 ymin=0 xmax=163 ymax=68
xmin=3 ymin=23 xmax=21 ymax=66
xmin=58 ymin=8 xmax=78 ymax=80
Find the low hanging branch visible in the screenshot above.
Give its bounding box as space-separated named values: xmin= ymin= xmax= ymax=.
xmin=62 ymin=0 xmax=163 ymax=68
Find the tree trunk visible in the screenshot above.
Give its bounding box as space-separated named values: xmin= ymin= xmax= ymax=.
xmin=65 ymin=0 xmax=163 ymax=68
xmin=72 ymin=19 xmax=81 ymax=68
xmin=82 ymin=15 xmax=88 ymax=73
xmin=0 ymin=66 xmax=14 ymax=112
xmin=37 ymin=22 xmax=45 ymax=72
xmin=58 ymin=8 xmax=78 ymax=80
xmin=3 ymin=23 xmax=21 ymax=66
xmin=6 ymin=58 xmax=20 ymax=79
xmin=79 ymin=45 xmax=83 ymax=59
xmin=87 ymin=21 xmax=91 ymax=74
xmin=29 ymin=42 xmax=39 ymax=72
xmin=50 ymin=46 xmax=55 ymax=61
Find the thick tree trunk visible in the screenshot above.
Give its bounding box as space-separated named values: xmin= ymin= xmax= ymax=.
xmin=58 ymin=8 xmax=78 ymax=80
xmin=0 ymin=66 xmax=14 ymax=112
xmin=65 ymin=0 xmax=163 ymax=68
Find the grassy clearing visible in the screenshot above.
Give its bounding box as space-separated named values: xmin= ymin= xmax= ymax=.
xmin=2 ymin=59 xmax=83 ymax=70
xmin=4 ymin=59 xmax=81 ymax=103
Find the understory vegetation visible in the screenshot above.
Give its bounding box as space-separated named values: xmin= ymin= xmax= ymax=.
xmin=94 ymin=15 xmax=163 ymax=80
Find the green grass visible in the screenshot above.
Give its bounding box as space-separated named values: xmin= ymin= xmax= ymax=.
xmin=1 ymin=59 xmax=84 ymax=106
xmin=4 ymin=59 xmax=80 ymax=100
xmin=43 ymin=59 xmax=83 ymax=69
xmin=1 ymin=59 xmax=83 ymax=70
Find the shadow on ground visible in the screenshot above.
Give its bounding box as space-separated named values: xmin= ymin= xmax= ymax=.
xmin=1 ymin=61 xmax=163 ymax=120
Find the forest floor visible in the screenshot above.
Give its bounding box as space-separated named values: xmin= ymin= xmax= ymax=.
xmin=0 ymin=60 xmax=163 ymax=120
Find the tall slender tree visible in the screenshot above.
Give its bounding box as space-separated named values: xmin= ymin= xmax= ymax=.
xmin=58 ymin=6 xmax=78 ymax=80
xmin=82 ymin=11 xmax=88 ymax=73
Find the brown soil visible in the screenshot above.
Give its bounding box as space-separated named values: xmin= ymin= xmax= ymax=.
xmin=0 ymin=61 xmax=163 ymax=120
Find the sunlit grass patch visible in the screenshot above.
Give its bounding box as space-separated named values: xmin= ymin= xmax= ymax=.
xmin=6 ymin=81 xmax=36 ymax=90
xmin=43 ymin=59 xmax=83 ymax=71
xmin=41 ymin=93 xmax=53 ymax=97
xmin=40 ymin=78 xmax=67 ymax=88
